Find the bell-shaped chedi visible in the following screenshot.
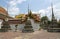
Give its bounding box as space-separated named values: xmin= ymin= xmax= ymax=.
xmin=47 ymin=3 xmax=59 ymax=32
xmin=22 ymin=17 xmax=34 ymax=33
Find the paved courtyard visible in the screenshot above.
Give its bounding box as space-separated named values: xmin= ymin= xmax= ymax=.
xmin=0 ymin=29 xmax=60 ymax=39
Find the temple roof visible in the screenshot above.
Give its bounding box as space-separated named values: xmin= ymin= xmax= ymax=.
xmin=15 ymin=13 xmax=40 ymax=22
xmin=0 ymin=6 xmax=14 ymax=20
xmin=8 ymin=19 xmax=25 ymax=24
xmin=0 ymin=6 xmax=8 ymax=16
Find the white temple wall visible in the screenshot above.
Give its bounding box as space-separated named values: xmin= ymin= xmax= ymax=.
xmin=30 ymin=19 xmax=40 ymax=31
xmin=0 ymin=19 xmax=3 ymax=29
xmin=10 ymin=19 xmax=40 ymax=31
xmin=10 ymin=24 xmax=25 ymax=31
xmin=10 ymin=24 xmax=16 ymax=31
xmin=17 ymin=24 xmax=25 ymax=31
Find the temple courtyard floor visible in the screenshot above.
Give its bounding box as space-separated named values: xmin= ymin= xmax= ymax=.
xmin=0 ymin=29 xmax=60 ymax=39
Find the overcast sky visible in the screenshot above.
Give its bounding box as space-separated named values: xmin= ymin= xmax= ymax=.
xmin=0 ymin=0 xmax=60 ymax=20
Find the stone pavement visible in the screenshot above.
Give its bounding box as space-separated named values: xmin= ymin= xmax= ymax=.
xmin=0 ymin=29 xmax=60 ymax=39
xmin=14 ymin=30 xmax=60 ymax=39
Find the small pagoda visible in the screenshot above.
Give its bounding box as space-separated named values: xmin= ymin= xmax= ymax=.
xmin=22 ymin=17 xmax=34 ymax=32
xmin=47 ymin=3 xmax=60 ymax=32
xmin=0 ymin=6 xmax=13 ymax=32
xmin=22 ymin=5 xmax=34 ymax=32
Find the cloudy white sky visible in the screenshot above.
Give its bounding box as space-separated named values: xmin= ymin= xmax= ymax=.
xmin=0 ymin=0 xmax=60 ymax=20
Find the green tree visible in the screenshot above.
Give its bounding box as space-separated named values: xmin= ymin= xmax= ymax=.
xmin=41 ymin=16 xmax=48 ymax=22
xmin=58 ymin=21 xmax=60 ymax=27
xmin=40 ymin=16 xmax=49 ymax=29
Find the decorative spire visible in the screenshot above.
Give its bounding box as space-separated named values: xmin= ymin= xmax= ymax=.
xmin=51 ymin=2 xmax=55 ymax=21
xmin=28 ymin=4 xmax=30 ymax=14
xmin=7 ymin=4 xmax=9 ymax=15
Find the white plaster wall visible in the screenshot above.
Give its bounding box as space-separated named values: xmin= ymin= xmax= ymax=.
xmin=17 ymin=24 xmax=25 ymax=31
xmin=10 ymin=24 xmax=16 ymax=31
xmin=10 ymin=24 xmax=25 ymax=31
xmin=30 ymin=19 xmax=40 ymax=31
xmin=0 ymin=19 xmax=3 ymax=29
xmin=10 ymin=19 xmax=40 ymax=31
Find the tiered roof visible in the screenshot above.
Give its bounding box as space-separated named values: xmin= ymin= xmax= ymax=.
xmin=0 ymin=7 xmax=8 ymax=16
xmin=15 ymin=11 xmax=40 ymax=23
xmin=0 ymin=6 xmax=13 ymax=20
